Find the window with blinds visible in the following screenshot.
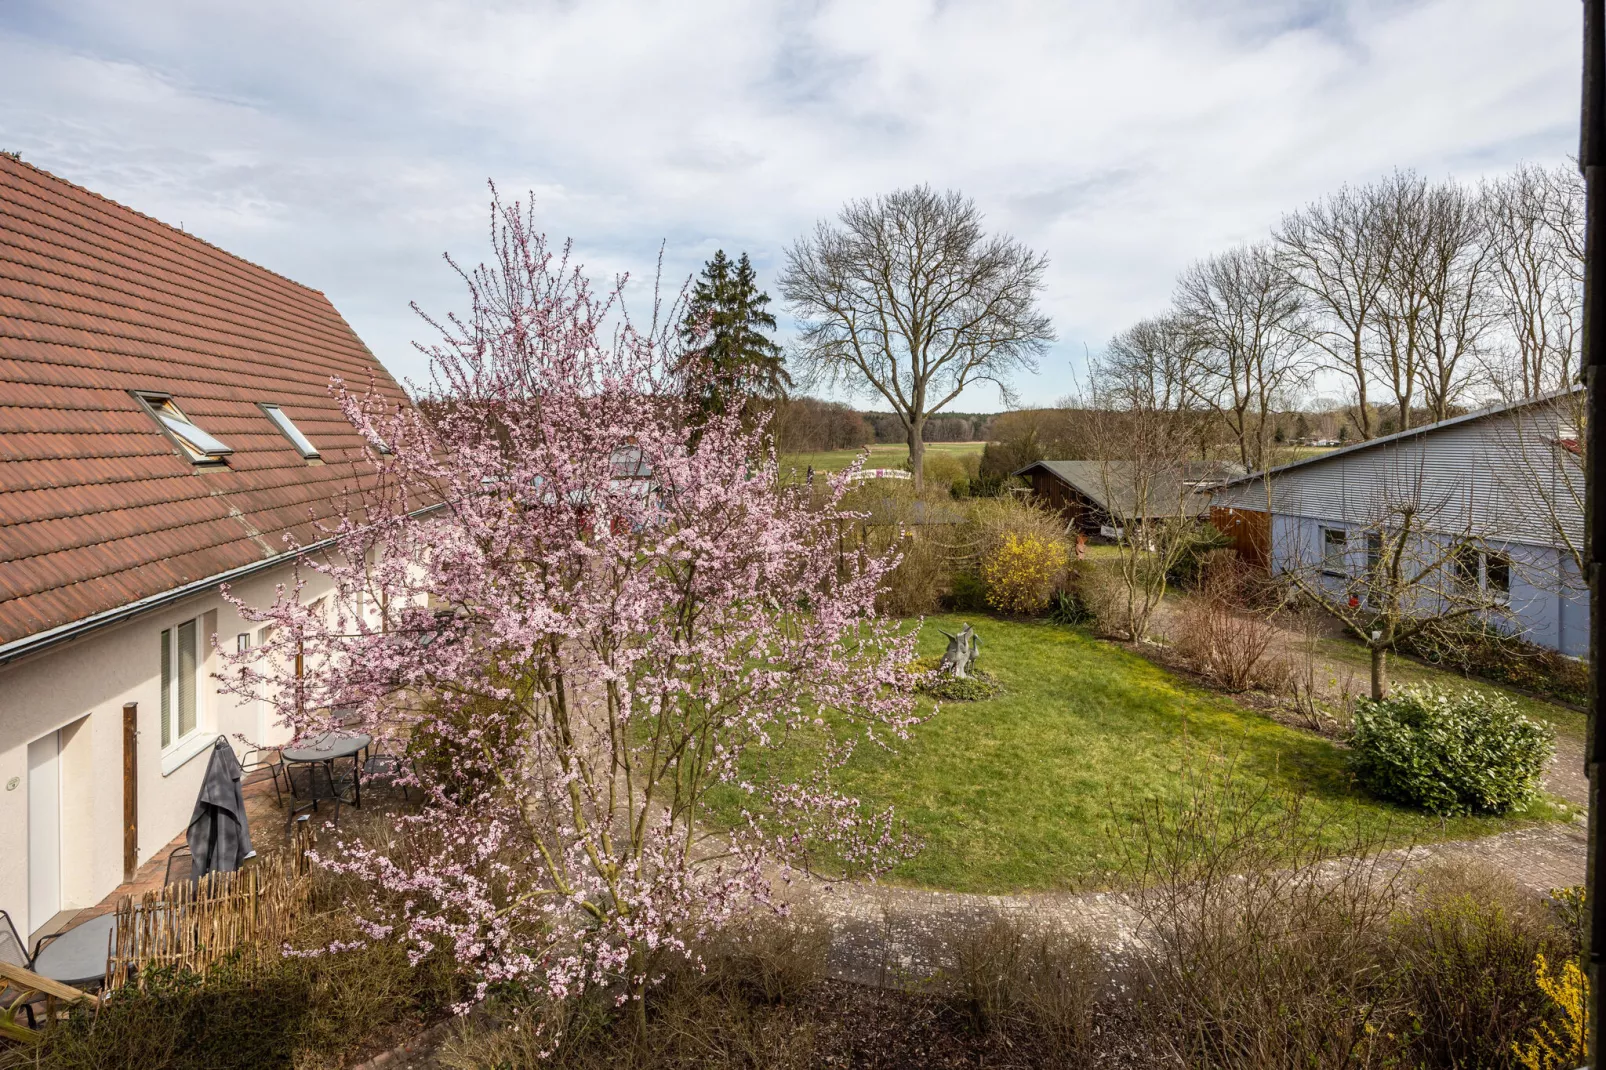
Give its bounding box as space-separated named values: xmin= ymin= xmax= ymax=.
xmin=160 ymin=619 xmax=199 ymax=749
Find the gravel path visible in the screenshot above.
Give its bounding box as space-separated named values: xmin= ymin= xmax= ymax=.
xmin=786 ymin=818 xmax=1586 ymax=986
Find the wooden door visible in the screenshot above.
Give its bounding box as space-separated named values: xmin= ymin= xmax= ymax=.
xmin=1210 ymin=507 xmax=1271 ymax=569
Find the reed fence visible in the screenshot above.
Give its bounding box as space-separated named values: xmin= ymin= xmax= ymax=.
xmin=104 ymin=819 xmax=316 ymax=991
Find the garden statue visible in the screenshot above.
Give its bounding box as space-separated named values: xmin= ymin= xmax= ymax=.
xmin=937 ymin=623 xmax=981 ymax=679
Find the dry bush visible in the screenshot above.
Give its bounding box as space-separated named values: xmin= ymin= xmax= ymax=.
xmin=1077 ymin=562 xmax=1133 ymax=638
xmin=1285 ymin=603 xmax=1347 ymax=734
xmin=703 ymin=911 xmax=831 ymax=1006
xmin=1173 ymin=551 xmax=1281 ymax=691
xmin=436 ymin=913 xmax=827 ymax=1070
xmin=1387 ymin=862 xmax=1572 ymax=1070
xmin=873 ymin=529 xmax=951 ymax=616
xmin=1120 ymin=754 xmax=1581 ymax=1070
xmin=1123 ymin=760 xmax=1409 ymax=1070
xmin=945 ymin=915 xmax=1100 ymax=1060
xmin=921 ymin=451 xmax=977 ymax=492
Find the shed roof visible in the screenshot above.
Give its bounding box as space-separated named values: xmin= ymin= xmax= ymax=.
xmin=1013 ymin=459 xmax=1237 ymax=518
xmin=0 ymin=156 xmax=413 ymax=647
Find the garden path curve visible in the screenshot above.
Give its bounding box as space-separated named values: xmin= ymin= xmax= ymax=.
xmin=785 ymin=820 xmax=1586 ymax=986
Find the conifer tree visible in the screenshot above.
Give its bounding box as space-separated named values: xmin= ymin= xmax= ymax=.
xmin=679 ymin=250 xmax=791 ymax=421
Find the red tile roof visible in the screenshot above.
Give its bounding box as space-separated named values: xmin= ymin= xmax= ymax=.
xmin=0 ymin=156 xmax=414 ymax=646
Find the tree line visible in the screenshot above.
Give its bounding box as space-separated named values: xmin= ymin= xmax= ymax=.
xmin=1094 ymin=164 xmax=1581 ymax=471
xmin=675 ymin=164 xmax=1580 ymax=481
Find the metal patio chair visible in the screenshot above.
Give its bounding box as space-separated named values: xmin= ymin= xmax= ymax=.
xmin=0 ymin=910 xmax=39 ymax=1030
xmin=241 ymin=746 xmax=287 ymax=806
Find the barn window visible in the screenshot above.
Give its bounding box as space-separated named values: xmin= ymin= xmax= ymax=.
xmin=1485 ymin=553 xmax=1511 ymax=603
xmin=1364 ymin=532 xmax=1383 ymax=606
xmin=1321 ymin=527 xmax=1347 ymax=575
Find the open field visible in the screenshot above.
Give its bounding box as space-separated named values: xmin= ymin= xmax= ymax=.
xmin=778 ymin=441 xmax=1332 ymax=477
xmin=778 ymin=441 xmax=986 ymax=475
xmin=713 ymin=614 xmax=1569 ymax=894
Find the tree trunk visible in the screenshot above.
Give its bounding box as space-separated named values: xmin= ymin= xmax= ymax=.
xmin=1369 ymin=643 xmax=1388 ymax=701
xmin=907 ymin=417 xmax=926 ymax=492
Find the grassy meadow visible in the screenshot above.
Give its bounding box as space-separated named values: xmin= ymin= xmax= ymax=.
xmin=778 ymin=441 xmax=986 ymax=475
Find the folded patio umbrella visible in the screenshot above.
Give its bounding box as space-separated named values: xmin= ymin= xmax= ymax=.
xmin=186 ymin=738 xmax=257 ymax=882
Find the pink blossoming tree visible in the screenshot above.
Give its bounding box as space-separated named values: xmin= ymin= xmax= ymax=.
xmin=219 ymin=192 xmax=923 ymax=1020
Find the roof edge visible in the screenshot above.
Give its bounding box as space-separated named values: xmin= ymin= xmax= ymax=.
xmin=0 ymin=503 xmax=444 ymax=668
xmin=0 ymin=155 xmax=329 ymax=299
xmin=1217 ymin=387 xmax=1584 ymax=490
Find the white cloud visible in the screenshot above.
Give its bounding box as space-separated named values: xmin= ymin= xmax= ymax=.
xmin=0 ymin=0 xmax=1579 ymax=408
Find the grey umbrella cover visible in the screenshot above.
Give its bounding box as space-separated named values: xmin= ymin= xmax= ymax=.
xmin=186 ymin=738 xmax=257 ymax=882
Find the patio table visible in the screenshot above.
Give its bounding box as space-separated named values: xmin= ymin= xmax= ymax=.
xmin=282 ymin=731 xmax=371 ymax=812
xmin=31 ymin=913 xmax=117 ymax=989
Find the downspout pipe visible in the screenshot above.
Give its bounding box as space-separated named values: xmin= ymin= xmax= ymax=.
xmin=1580 ymin=0 xmax=1604 ymax=1058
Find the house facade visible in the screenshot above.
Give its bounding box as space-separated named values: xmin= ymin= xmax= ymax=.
xmin=0 ymin=158 xmax=413 ymax=940
xmin=1210 ymin=392 xmax=1587 ymax=656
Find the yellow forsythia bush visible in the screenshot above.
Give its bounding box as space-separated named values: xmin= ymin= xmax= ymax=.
xmin=981 ymin=531 xmax=1066 ymax=615
xmin=1513 ymin=953 xmax=1588 ymax=1070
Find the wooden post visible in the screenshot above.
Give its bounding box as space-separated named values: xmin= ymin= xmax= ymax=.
xmin=122 ymin=702 xmax=138 ymax=882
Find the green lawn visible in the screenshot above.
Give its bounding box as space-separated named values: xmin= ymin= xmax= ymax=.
xmin=713 ymin=615 xmax=1569 ymax=894
xmin=779 ymin=441 xmax=986 ymax=475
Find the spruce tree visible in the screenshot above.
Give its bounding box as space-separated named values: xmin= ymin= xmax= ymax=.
xmin=679 ymin=250 xmax=790 ymax=421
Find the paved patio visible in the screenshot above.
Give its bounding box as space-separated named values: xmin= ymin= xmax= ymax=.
xmin=40 ymin=764 xmax=319 ymax=941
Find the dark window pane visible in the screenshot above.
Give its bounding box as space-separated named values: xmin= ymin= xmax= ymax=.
xmin=160 ymin=628 xmax=171 ymax=748
xmin=1487 ymin=554 xmax=1511 ymax=596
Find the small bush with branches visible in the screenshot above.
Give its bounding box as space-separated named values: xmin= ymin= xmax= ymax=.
xmin=1172 ymin=551 xmax=1283 ymax=692
xmin=981 ymin=531 xmax=1068 ymax=615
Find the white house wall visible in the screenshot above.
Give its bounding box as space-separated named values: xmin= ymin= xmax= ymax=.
xmin=0 ymin=561 xmax=334 ymax=940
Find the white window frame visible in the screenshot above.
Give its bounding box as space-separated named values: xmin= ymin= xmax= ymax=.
xmin=259 ymin=403 xmax=321 ymax=459
xmin=159 ymin=617 xmax=211 ymax=774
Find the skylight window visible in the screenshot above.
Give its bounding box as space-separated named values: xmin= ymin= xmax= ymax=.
xmin=260 ymin=403 xmax=321 ymax=459
xmin=134 ymin=392 xmax=232 ymax=463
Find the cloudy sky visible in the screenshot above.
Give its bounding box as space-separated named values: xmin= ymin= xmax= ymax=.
xmin=0 ymin=0 xmax=1581 ymax=410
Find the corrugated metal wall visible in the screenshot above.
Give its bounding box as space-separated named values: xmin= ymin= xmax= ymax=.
xmin=1212 ymin=403 xmax=1588 ymax=656
xmin=1214 ymin=406 xmax=1583 ymax=550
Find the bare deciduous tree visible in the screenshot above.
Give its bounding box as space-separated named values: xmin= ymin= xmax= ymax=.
xmin=1416 ymin=180 xmax=1492 ymax=422
xmin=1368 ymin=171 xmax=1432 ymax=433
xmin=1277 ymin=465 xmax=1513 ymax=699
xmin=1277 ymin=182 xmax=1393 ymax=441
xmin=1484 ymin=164 xmax=1583 ymax=399
xmin=1083 ymin=331 xmax=1215 ymax=641
xmin=1175 ymin=243 xmax=1309 ymax=471
xmin=780 ymin=186 xmax=1054 ymax=490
